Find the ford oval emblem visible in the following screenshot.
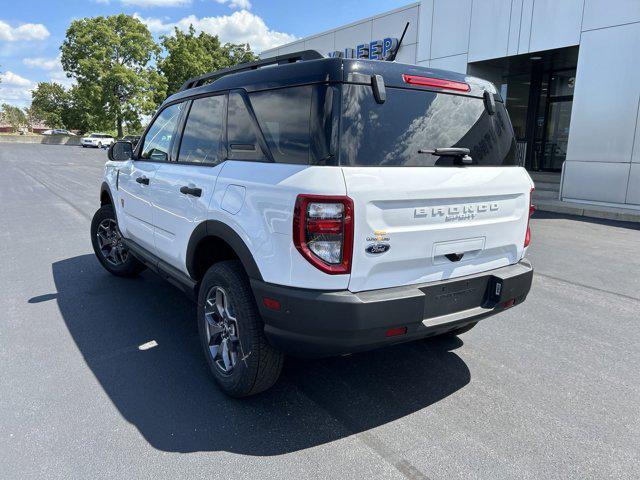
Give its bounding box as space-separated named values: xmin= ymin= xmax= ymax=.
xmin=366 ymin=243 xmax=390 ymax=254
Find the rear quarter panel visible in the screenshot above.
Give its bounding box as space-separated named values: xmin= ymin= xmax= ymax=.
xmin=210 ymin=161 xmax=350 ymax=290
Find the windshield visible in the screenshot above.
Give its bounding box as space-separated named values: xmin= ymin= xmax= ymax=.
xmin=339 ymin=84 xmax=516 ymax=167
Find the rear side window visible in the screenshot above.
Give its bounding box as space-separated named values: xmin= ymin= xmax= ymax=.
xmin=249 ymin=86 xmax=312 ymax=165
xmin=340 ymin=85 xmax=515 ymax=167
xmin=140 ymin=102 xmax=183 ymax=162
xmin=227 ymin=92 xmax=264 ymax=161
xmin=178 ymin=95 xmax=225 ymax=165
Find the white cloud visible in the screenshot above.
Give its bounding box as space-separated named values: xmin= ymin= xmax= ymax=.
xmin=216 ymin=0 xmax=252 ymax=10
xmin=1 ymin=71 xmax=33 ymax=87
xmin=0 ymin=20 xmax=50 ymax=41
xmin=0 ymin=72 xmax=34 ymax=108
xmin=23 ymin=56 xmax=61 ymax=71
xmin=21 ymin=56 xmax=75 ymax=88
xmin=136 ymin=10 xmax=295 ymax=52
xmin=122 ymin=0 xmax=191 ymax=7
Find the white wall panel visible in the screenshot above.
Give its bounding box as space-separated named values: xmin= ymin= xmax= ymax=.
xmin=567 ymin=23 xmax=640 ymax=164
xmin=517 ymin=0 xmax=534 ymax=54
xmin=395 ymin=43 xmax=418 ymax=65
xmin=633 ymin=99 xmax=640 ymax=164
xmin=372 ymin=7 xmax=419 ymax=45
xmin=529 ymin=0 xmax=583 ymax=52
xmin=277 ymin=41 xmax=305 ymax=55
xmin=582 ymin=0 xmax=640 ymax=31
xmin=261 ymin=47 xmax=277 ymax=58
xmin=626 ymin=164 xmax=640 ymax=205
xmin=562 ymin=161 xmax=631 ymax=204
xmin=468 ymin=0 xmax=511 ymax=62
xmin=304 ymin=34 xmax=335 ymax=56
xmin=431 ymin=0 xmax=472 ymax=59
xmin=430 ymin=53 xmax=468 ymax=73
xmin=507 ymin=0 xmax=523 ymax=56
xmin=417 ymin=0 xmax=434 ymax=61
xmin=334 ymin=22 xmax=372 ymax=52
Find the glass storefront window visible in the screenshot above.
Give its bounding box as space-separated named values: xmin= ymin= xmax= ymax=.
xmin=502 ymin=74 xmax=530 ymax=140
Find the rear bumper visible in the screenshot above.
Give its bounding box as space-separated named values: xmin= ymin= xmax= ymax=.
xmin=251 ymin=259 xmax=533 ymax=358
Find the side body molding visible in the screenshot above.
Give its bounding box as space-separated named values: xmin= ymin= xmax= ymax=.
xmin=186 ymin=220 xmax=263 ymax=281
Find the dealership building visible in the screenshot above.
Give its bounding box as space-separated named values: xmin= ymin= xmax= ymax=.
xmin=262 ymin=0 xmax=640 ymax=212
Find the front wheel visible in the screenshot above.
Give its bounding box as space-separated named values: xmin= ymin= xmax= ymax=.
xmin=197 ymin=261 xmax=284 ymax=397
xmin=90 ymin=204 xmax=146 ymax=277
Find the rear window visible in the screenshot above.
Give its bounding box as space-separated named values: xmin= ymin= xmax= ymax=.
xmin=249 ymin=86 xmax=312 ymax=165
xmin=340 ymin=85 xmax=516 ymax=167
xmin=227 ymin=92 xmax=265 ymax=161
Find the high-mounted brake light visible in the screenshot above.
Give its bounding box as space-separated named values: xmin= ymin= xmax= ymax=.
xmin=524 ymin=187 xmax=535 ymax=247
xmin=293 ymin=195 xmax=354 ymax=274
xmin=402 ymin=74 xmax=470 ymax=92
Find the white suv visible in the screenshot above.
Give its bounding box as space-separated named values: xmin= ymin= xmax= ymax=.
xmin=91 ymin=51 xmax=534 ymax=397
xmin=82 ymin=133 xmax=115 ymax=148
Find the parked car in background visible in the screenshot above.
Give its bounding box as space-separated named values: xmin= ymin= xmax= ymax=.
xmin=43 ymin=129 xmax=74 ymax=136
xmin=82 ymin=133 xmax=115 ymax=148
xmin=122 ymin=135 xmax=141 ymax=147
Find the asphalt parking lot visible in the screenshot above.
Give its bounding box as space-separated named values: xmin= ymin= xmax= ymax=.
xmin=1 ymin=143 xmax=639 ymax=479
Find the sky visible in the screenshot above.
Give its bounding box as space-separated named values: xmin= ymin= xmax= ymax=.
xmin=0 ymin=0 xmax=411 ymax=108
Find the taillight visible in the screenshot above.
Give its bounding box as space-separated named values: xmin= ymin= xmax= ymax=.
xmin=402 ymin=74 xmax=470 ymax=92
xmin=293 ymin=195 xmax=354 ymax=274
xmin=524 ymin=187 xmax=535 ymax=247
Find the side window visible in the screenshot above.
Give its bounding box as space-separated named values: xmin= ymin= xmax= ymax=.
xmin=178 ymin=95 xmax=225 ymax=165
xmin=227 ymin=92 xmax=265 ymax=161
xmin=140 ymin=102 xmax=183 ymax=162
xmin=249 ymin=86 xmax=312 ymax=164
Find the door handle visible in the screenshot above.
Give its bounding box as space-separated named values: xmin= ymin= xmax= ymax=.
xmin=136 ymin=176 xmax=149 ymax=185
xmin=180 ymin=185 xmax=202 ymax=197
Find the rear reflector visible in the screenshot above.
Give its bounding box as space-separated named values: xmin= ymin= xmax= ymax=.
xmin=386 ymin=327 xmax=407 ymax=337
xmin=263 ymin=297 xmax=281 ymax=311
xmin=402 ymin=74 xmax=470 ymax=92
xmin=502 ymin=299 xmax=516 ymax=309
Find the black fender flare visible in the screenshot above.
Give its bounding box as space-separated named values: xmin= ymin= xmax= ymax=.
xmin=100 ymin=182 xmax=114 ymax=205
xmin=186 ymin=220 xmax=263 ymax=281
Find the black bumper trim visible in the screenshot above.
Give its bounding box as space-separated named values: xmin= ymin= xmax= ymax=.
xmin=251 ymin=260 xmax=533 ymax=358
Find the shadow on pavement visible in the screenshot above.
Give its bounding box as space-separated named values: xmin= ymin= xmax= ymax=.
xmin=49 ymin=254 xmax=470 ymax=455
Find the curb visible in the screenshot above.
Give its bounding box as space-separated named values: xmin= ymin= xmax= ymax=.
xmin=536 ymin=199 xmax=640 ymax=224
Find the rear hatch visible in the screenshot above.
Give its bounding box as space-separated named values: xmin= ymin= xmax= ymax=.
xmin=338 ymin=77 xmax=533 ymax=292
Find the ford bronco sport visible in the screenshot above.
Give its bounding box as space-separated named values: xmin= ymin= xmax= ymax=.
xmin=91 ymin=51 xmax=534 ymax=397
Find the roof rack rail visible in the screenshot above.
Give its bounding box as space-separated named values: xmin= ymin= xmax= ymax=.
xmin=177 ymin=50 xmax=325 ymax=92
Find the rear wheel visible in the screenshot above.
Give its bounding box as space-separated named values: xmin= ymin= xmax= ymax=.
xmin=90 ymin=204 xmax=146 ymax=277
xmin=197 ymin=261 xmax=284 ymax=397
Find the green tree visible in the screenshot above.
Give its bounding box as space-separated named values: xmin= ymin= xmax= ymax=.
xmin=158 ymin=26 xmax=257 ymax=96
xmin=60 ymin=14 xmax=163 ymax=137
xmin=31 ymin=82 xmax=70 ymax=129
xmin=1 ymin=104 xmax=28 ymax=132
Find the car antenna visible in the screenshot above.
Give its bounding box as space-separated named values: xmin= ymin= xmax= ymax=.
xmin=386 ymin=22 xmax=409 ymax=62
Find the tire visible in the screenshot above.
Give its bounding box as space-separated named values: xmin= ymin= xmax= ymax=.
xmin=90 ymin=204 xmax=146 ymax=277
xmin=82 ymin=145 xmax=86 ymax=148
xmin=197 ymin=260 xmax=284 ymax=397
xmin=97 ymin=142 xmax=102 ymax=149
xmin=443 ymin=321 xmax=478 ymax=337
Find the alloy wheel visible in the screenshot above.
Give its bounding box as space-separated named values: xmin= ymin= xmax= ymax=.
xmin=96 ymin=218 xmax=128 ymax=266
xmin=204 ymin=286 xmax=242 ymax=375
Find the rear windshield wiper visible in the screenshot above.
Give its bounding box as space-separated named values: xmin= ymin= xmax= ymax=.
xmin=418 ymin=147 xmax=473 ymax=165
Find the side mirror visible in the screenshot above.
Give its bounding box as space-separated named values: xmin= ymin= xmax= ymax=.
xmin=108 ymin=141 xmax=134 ymax=161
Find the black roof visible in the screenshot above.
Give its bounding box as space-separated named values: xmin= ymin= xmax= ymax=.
xmin=163 ymin=50 xmax=495 ymax=107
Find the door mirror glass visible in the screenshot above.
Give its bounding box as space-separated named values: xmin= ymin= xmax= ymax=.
xmin=108 ymin=141 xmax=134 ymax=161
